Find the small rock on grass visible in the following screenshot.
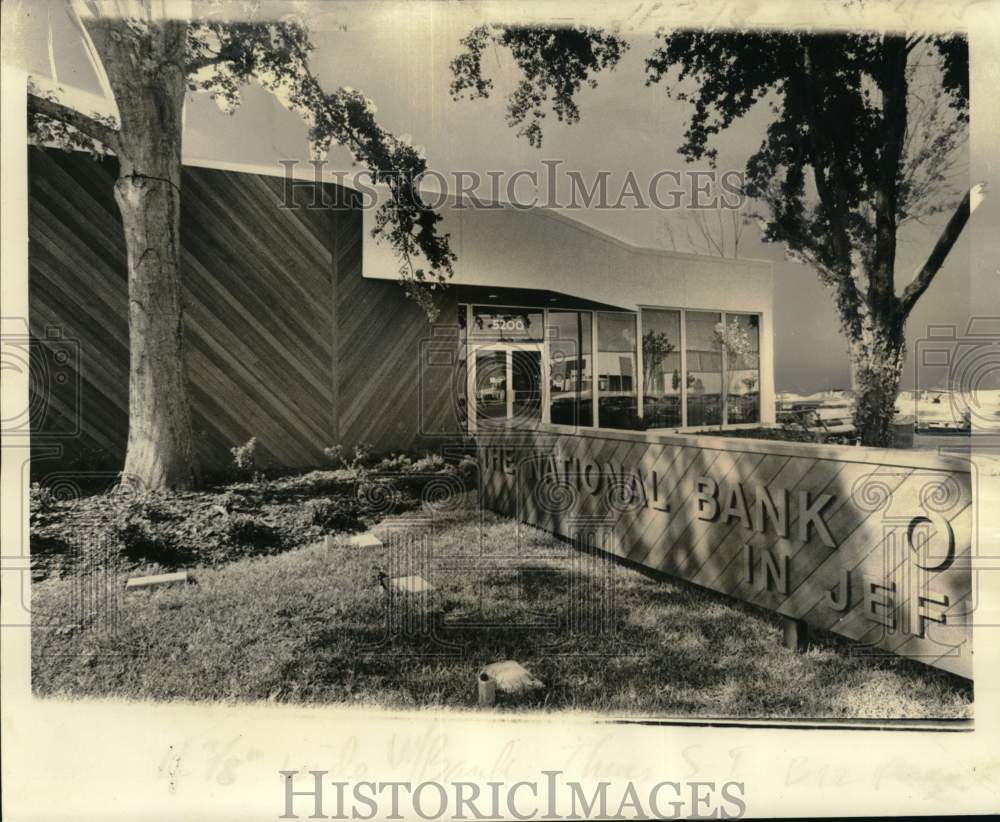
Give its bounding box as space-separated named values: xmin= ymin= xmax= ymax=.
xmin=324 ymin=532 xmax=382 ymax=549
xmin=481 ymin=660 xmax=544 ymax=695
xmin=125 ymin=570 xmax=193 ymax=592
xmin=385 ymin=575 xmax=435 ymax=594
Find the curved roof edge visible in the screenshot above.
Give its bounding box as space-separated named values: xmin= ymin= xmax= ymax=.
xmin=181 ymin=156 xmax=774 ymax=271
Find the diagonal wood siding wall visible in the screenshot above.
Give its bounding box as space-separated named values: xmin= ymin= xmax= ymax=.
xmin=29 ymin=148 xmax=464 ymax=477
xmin=334 ymin=202 xmax=464 ymax=451
xmin=28 ymin=147 xmax=464 ymax=479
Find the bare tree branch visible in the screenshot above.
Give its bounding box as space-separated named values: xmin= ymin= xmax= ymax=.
xmin=661 ymin=202 xmax=748 ymax=259
xmin=731 ymin=208 xmax=745 ymax=257
xmin=899 ymin=186 xmax=977 ymax=315
xmin=661 ymin=218 xmax=678 ymax=251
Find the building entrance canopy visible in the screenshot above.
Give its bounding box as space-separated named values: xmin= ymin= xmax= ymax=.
xmin=453 ymin=284 xmax=630 ymax=314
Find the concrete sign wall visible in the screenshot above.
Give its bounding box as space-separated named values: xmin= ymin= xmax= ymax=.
xmin=478 ymin=425 xmax=973 ymax=679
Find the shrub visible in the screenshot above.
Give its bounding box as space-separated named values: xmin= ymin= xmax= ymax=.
xmin=323 ymin=442 xmax=374 ymax=473
xmin=113 ymin=490 xmax=175 ymax=523
xmin=29 ymin=531 xmax=76 ymax=575
xmin=163 ymin=506 xmax=285 ymax=563
xmin=106 ymin=490 xmax=185 ymax=564
xmin=112 ymin=520 xmax=164 ymax=563
xmin=30 ymin=483 xmax=56 ymax=527
xmin=373 ymin=452 xmax=413 ymax=473
xmin=230 ymin=437 xmax=259 ymax=480
xmin=595 ymin=405 xmax=659 ymax=431
xmin=367 ymin=451 xmax=478 ymax=500
xmin=110 ymin=517 xmax=180 ymax=564
xmin=302 ymin=497 xmax=364 ymax=533
xmin=216 ymin=490 xmax=250 ymax=514
xmin=407 ymin=453 xmax=447 ymax=474
xmin=703 ymin=426 xmax=858 ymax=445
xmin=216 ymin=514 xmax=284 ymax=557
xmin=454 ymin=456 xmax=479 ymax=489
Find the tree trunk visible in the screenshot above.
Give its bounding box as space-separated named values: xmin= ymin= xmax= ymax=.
xmin=92 ymin=19 xmax=198 ymax=489
xmin=850 ymin=315 xmax=906 ymax=448
xmin=116 ymin=155 xmax=197 ymax=489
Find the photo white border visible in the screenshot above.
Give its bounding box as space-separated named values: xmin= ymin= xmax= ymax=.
xmin=3 ymin=1 xmax=999 ymax=818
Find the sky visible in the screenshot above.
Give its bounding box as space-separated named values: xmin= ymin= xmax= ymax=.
xmin=11 ymin=0 xmax=975 ymax=393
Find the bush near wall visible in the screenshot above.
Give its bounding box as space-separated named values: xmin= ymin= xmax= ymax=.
xmin=29 ymin=449 xmax=479 ymax=581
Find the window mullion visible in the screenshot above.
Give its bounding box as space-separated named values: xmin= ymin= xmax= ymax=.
xmin=680 ymin=310 xmax=688 ymax=428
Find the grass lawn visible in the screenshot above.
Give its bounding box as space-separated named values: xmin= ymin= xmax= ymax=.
xmin=31 ymin=495 xmax=971 ymax=720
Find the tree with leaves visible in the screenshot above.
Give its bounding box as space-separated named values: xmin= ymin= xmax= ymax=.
xmin=714 ymin=318 xmax=752 ymax=431
xmin=451 ymin=25 xmax=975 ymax=446
xmin=641 ymin=330 xmax=676 ymax=395
xmin=28 ymin=2 xmax=455 ymax=490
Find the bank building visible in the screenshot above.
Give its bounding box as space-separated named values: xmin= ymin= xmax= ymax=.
xmin=27 ymin=147 xmax=774 ymax=472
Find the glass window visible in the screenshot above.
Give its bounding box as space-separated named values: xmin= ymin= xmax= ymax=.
xmin=548 ymin=311 xmax=593 ymax=427
xmin=471 ymin=307 xmax=544 ymax=342
xmin=597 ymin=312 xmax=639 ymax=429
xmin=724 ymin=313 xmax=760 ymax=424
xmin=457 ymin=304 xmax=468 ymax=428
xmin=685 ymin=311 xmax=722 ymax=427
xmin=640 ymin=308 xmax=682 ymax=428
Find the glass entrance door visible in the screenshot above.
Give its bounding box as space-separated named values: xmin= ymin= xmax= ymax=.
xmin=475 ymin=349 xmax=508 ymax=426
xmin=511 ymin=350 xmax=542 ymax=423
xmin=473 ymin=346 xmax=543 ymax=429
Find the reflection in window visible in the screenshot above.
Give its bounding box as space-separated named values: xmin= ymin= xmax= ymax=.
xmin=641 ymin=308 xmax=682 ymax=428
xmin=685 ymin=311 xmax=722 ymax=427
xmin=548 ymin=311 xmax=593 ymax=427
xmin=511 ymin=350 xmax=543 ymax=423
xmin=597 ymin=312 xmax=639 ymax=429
xmin=471 ymin=307 xmax=544 ymax=341
xmin=475 ymin=350 xmax=508 ymax=426
xmin=725 ymin=313 xmax=760 ymax=424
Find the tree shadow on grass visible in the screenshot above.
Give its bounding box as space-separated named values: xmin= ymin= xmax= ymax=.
xmin=286 ymin=551 xmax=971 ymax=717
xmin=286 ymin=559 xmax=779 ymax=712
